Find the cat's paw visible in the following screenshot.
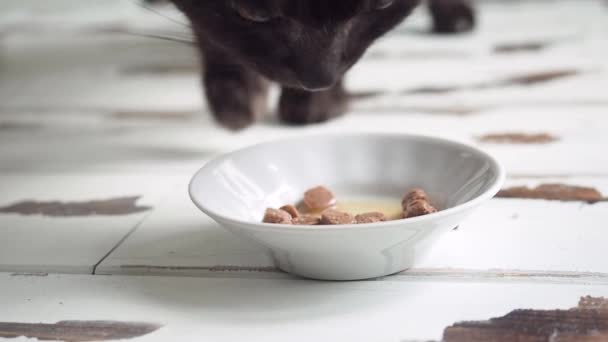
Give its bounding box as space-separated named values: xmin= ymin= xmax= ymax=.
xmin=278 ymin=83 xmax=348 ymax=125
xmin=205 ymin=78 xmax=268 ymax=131
xmin=212 ymin=110 xmax=256 ymax=131
xmin=429 ymin=0 xmax=476 ymax=34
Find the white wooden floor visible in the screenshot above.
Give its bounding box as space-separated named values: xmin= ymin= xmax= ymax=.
xmin=1 ymin=1 xmax=607 ymax=341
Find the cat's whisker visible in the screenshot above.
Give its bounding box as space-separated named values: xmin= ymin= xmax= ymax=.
xmin=122 ymin=30 xmax=196 ymax=45
xmin=134 ymin=0 xmax=192 ymax=29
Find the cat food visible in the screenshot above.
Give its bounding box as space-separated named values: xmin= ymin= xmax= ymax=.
xmin=355 ymin=212 xmax=388 ymax=224
xmin=320 ymin=209 xmax=356 ymax=225
xmin=303 ymin=186 xmax=336 ymax=211
xmin=293 ymin=214 xmax=321 ymax=225
xmin=280 ymin=204 xmax=300 ymax=218
xmin=263 ymin=208 xmax=292 ymax=224
xmin=262 ymin=186 xmax=438 ymax=225
xmin=402 ymin=188 xmax=437 ymax=218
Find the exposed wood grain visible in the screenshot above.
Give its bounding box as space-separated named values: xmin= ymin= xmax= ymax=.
xmin=120 ymin=265 xmax=282 ymax=273
xmin=501 ymin=70 xmax=580 ymax=86
xmin=579 ymin=296 xmax=608 ymax=311
xmin=405 ymin=86 xmax=458 ymax=95
xmin=0 ymin=121 xmax=42 ymax=131
xmin=121 ymin=64 xmax=199 ymax=75
xmin=493 ymin=41 xmax=549 ymax=54
xmin=348 ymin=90 xmax=383 ymax=100
xmin=112 ymin=266 xmax=608 ymax=284
xmin=496 ymin=184 xmax=604 ymax=203
xmin=0 ymin=320 xmax=162 ymax=341
xmin=508 ymin=174 xmax=608 ymax=179
xmin=351 ymin=105 xmax=481 ymax=115
xmin=404 ymin=69 xmax=581 ymax=94
xmin=0 ymin=196 xmax=152 ymax=217
xmin=478 ymin=133 xmax=559 ymax=144
xmin=364 ymin=49 xmax=471 ymax=60
xmin=400 ymin=268 xmax=608 ymax=281
xmin=10 ymin=272 xmax=48 ymax=277
xmin=443 ymin=297 xmax=608 ymax=342
xmin=110 ymin=111 xmax=196 ymax=121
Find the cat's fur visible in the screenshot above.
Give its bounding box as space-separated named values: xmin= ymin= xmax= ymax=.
xmin=170 ymin=0 xmax=475 ymax=129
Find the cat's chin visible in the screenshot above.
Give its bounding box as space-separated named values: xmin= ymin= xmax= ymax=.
xmin=251 ymin=67 xmax=337 ymax=92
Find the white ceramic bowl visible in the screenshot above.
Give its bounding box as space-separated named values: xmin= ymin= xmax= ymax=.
xmin=189 ymin=134 xmax=505 ymax=280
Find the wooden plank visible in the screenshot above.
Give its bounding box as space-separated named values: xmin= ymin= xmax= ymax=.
xmin=0 ymin=110 xmax=214 ymax=173
xmin=95 ymin=180 xmax=276 ymax=277
xmin=0 ymin=174 xmax=176 ymax=274
xmin=340 ymin=107 xmax=608 ymax=176
xmin=0 ymin=34 xmax=200 ymax=112
xmin=2 ymin=104 xmax=606 ymax=175
xmin=98 ymin=177 xmax=608 ymax=278
xmin=0 ymin=0 xmax=607 ymax=280
xmin=415 ymin=177 xmax=608 ymax=273
xmin=2 ymin=272 xmax=607 ymax=342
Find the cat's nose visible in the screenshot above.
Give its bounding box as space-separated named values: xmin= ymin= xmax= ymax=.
xmin=297 ymin=69 xmax=337 ymax=91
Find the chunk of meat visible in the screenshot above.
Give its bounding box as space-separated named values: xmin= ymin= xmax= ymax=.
xmin=355 ymin=212 xmax=388 ymax=224
xmin=402 ymin=189 xmax=438 ymax=218
xmin=401 ymin=188 xmax=430 ymax=207
xmin=404 ymin=199 xmax=437 ymax=218
xmin=292 ymin=214 xmax=321 ymax=225
xmin=320 ymin=209 xmax=355 ymax=225
xmin=280 ymin=204 xmax=300 ymax=218
xmin=303 ymin=186 xmax=336 ymax=211
xmin=262 ymin=208 xmax=292 ymax=224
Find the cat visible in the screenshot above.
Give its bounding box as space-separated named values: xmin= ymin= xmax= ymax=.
xmin=169 ymin=0 xmax=475 ymax=130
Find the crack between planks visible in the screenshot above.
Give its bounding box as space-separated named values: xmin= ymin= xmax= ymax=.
xmin=103 ymin=265 xmax=608 ymax=285
xmin=508 ymin=173 xmax=608 ymax=179
xmin=91 ymin=213 xmax=152 ymax=275
xmin=391 ymin=268 xmax=608 ymax=285
xmin=91 ymin=189 xmax=174 ymax=275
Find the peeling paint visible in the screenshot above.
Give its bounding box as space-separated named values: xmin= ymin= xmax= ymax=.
xmin=120 ymin=265 xmax=282 ymax=273
xmin=493 ymin=41 xmax=549 ymax=54
xmin=442 ymin=296 xmax=608 ymax=342
xmin=400 ymin=268 xmax=608 ymax=281
xmin=405 ymin=86 xmax=458 ymax=95
xmin=0 ymin=121 xmax=42 ymax=131
xmin=502 ymin=69 xmax=579 ymax=86
xmin=111 ymin=110 xmax=196 ymax=121
xmin=404 ymin=69 xmax=580 ymax=94
xmin=0 ymin=320 xmax=162 ymax=341
xmin=353 ymin=106 xmax=480 ymax=115
xmin=121 ymin=64 xmax=199 ymax=75
xmin=10 ymin=272 xmax=48 ymax=277
xmin=348 ymin=90 xmax=384 ymax=100
xmin=0 ymin=196 xmax=152 ymax=217
xmin=496 ymin=184 xmax=604 ymax=203
xmin=478 ymin=133 xmax=558 ymax=144
xmin=579 ymin=296 xmax=608 ymax=310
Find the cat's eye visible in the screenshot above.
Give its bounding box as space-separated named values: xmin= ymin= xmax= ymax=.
xmin=374 ymin=0 xmax=394 ymax=10
xmin=234 ymin=5 xmax=273 ymax=23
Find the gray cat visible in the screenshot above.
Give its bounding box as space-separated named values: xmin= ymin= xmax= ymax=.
xmin=166 ymin=0 xmax=475 ymax=129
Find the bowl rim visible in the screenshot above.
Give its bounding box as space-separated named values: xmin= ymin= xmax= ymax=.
xmin=189 ymin=132 xmax=506 ymax=232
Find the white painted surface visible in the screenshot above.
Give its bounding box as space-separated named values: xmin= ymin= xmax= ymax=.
xmin=0 ymin=174 xmax=177 ymax=274
xmin=2 ymin=272 xmax=607 ymax=342
xmin=1 ymin=0 xmax=607 ymax=338
xmin=99 ymin=178 xmax=608 ymax=278
xmin=96 ymin=181 xmax=276 ymax=277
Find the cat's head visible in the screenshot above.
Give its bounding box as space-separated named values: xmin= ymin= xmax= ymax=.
xmin=172 ymin=0 xmax=420 ymax=91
